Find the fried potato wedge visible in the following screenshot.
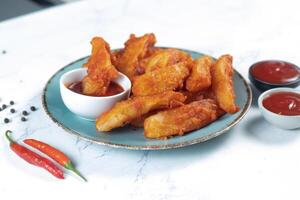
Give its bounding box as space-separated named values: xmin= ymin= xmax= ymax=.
xmin=96 ymin=91 xmax=186 ymax=131
xmin=144 ymin=99 xmax=219 ymax=139
xmin=185 ymin=56 xmax=213 ymax=92
xmin=82 ymin=76 xmax=106 ymax=96
xmin=132 ymin=61 xmax=190 ymax=96
xmin=82 ymin=37 xmax=118 ymax=96
xmin=130 ymin=111 xmax=160 ymax=128
xmin=211 ymin=55 xmax=239 ymax=113
xmin=180 ymin=90 xmax=205 ymax=104
xmin=139 ymin=48 xmax=192 ymax=73
xmin=111 ymin=49 xmax=123 ymax=67
xmin=113 ymin=33 xmax=156 ymax=80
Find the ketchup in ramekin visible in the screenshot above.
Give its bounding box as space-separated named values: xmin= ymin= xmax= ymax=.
xmin=249 ymin=60 xmax=300 ymax=91
xmin=262 ymin=91 xmax=300 ymax=116
xmin=258 ymin=88 xmax=300 ymax=129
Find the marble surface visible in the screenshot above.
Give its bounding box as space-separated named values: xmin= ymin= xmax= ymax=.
xmin=1 ymin=0 xmax=300 ymax=199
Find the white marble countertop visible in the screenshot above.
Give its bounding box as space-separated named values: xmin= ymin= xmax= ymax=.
xmin=1 ymin=0 xmax=300 ymax=199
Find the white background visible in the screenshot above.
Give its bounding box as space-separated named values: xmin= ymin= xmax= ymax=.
xmin=1 ymin=0 xmax=300 ymax=199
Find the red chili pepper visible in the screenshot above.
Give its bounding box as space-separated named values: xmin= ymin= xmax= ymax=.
xmin=24 ymin=138 xmax=87 ymax=182
xmin=5 ymin=131 xmax=64 ymax=179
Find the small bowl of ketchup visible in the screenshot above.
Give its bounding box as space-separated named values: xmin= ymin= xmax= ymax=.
xmin=258 ymin=88 xmax=300 ymax=129
xmin=60 ymin=68 xmax=131 ymax=120
xmin=249 ymin=60 xmax=300 ymax=91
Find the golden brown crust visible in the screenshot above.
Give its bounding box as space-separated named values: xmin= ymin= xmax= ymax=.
xmin=185 ymin=56 xmax=213 ymax=92
xmin=138 ymin=48 xmax=192 ymax=73
xmin=82 ymin=37 xmax=118 ymax=96
xmin=211 ymin=55 xmax=239 ymax=114
xmin=84 ymin=34 xmax=240 ymax=139
xmin=113 ymin=33 xmax=156 ymax=81
xmin=96 ymin=91 xmax=186 ymax=131
xmin=132 ymin=61 xmax=190 ymax=96
xmin=144 ymin=99 xmax=219 ymax=139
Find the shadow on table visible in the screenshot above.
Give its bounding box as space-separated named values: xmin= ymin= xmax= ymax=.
xmin=250 ymin=84 xmax=262 ymax=108
xmin=244 ymin=115 xmax=300 ymax=145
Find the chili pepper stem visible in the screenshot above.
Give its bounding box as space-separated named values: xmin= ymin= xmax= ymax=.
xmin=5 ymin=131 xmax=64 ymax=179
xmin=5 ymin=130 xmax=13 ymax=144
xmin=65 ymin=162 xmax=87 ymax=182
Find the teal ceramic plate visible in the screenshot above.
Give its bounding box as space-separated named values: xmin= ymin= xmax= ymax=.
xmin=42 ymin=48 xmax=252 ymax=150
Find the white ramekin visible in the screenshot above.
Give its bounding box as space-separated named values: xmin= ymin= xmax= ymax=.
xmin=60 ymin=68 xmax=131 ymax=120
xmin=258 ymin=87 xmax=300 ymax=129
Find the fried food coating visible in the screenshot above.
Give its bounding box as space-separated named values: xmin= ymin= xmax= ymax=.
xmin=132 ymin=61 xmax=190 ymax=96
xmin=111 ymin=49 xmax=123 ymax=67
xmin=82 ymin=37 xmax=118 ymax=96
xmin=81 ymin=76 xmax=106 ymax=96
xmin=144 ymin=99 xmax=219 ymax=139
xmin=138 ymin=48 xmax=192 ymax=73
xmin=130 ymin=111 xmax=160 ymax=128
xmin=180 ymin=90 xmax=205 ymax=104
xmin=96 ymin=91 xmax=186 ymax=131
xmin=185 ymin=56 xmax=213 ymax=92
xmin=211 ymin=55 xmax=239 ymax=114
xmin=113 ymin=33 xmax=156 ymax=80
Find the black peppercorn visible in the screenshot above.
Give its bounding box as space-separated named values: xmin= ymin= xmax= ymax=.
xmin=10 ymin=101 xmax=14 ymax=105
xmin=30 ymin=106 xmax=36 ymax=111
xmin=21 ymin=117 xmax=26 ymax=122
xmin=4 ymin=118 xmax=9 ymax=123
xmin=2 ymin=104 xmax=7 ymax=109
xmin=10 ymin=108 xmax=15 ymax=113
xmin=22 ymin=111 xmax=28 ymax=116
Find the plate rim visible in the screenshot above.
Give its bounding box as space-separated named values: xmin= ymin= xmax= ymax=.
xmin=42 ymin=49 xmax=253 ymax=150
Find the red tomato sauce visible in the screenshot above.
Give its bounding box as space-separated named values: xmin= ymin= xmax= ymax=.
xmin=262 ymin=91 xmax=300 ymax=116
xmin=251 ymin=60 xmax=300 ymax=84
xmin=67 ymin=81 xmax=124 ymax=97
